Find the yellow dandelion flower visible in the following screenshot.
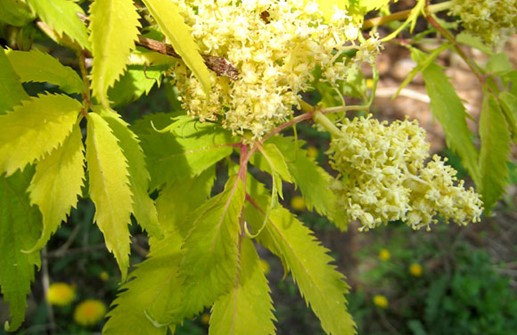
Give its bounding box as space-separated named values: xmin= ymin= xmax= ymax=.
xmin=74 ymin=299 xmax=107 ymax=326
xmin=99 ymin=271 xmax=109 ymax=282
xmin=291 ymin=196 xmax=306 ymax=211
xmin=373 ymin=294 xmax=389 ymax=309
xmin=200 ymin=313 xmax=210 ymax=325
xmin=409 ymin=263 xmax=423 ymax=277
xmin=259 ymin=259 xmax=270 ymax=275
xmin=306 ymin=146 xmax=319 ymax=160
xmin=46 ymin=282 xmax=75 ymax=306
xmin=378 ymin=248 xmax=391 ymax=261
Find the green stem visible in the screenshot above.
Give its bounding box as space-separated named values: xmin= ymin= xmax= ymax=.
xmin=313 ymin=111 xmax=342 ymax=138
xmin=363 ymin=1 xmax=452 ymax=30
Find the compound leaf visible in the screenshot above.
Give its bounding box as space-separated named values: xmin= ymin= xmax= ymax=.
xmin=0 ymin=170 xmax=41 ymax=332
xmin=141 ymin=0 xmax=211 ymax=95
xmin=100 ymin=109 xmax=162 ymax=238
xmin=89 ymin=0 xmax=140 ymax=105
xmin=246 ymin=178 xmax=355 ymax=335
xmin=26 ymin=0 xmax=89 ymax=49
xmin=422 ymin=62 xmax=481 ymax=185
xmin=479 ymin=93 xmax=511 ymax=212
xmin=86 ymin=112 xmax=133 ymax=279
xmin=6 ymin=49 xmax=83 ymax=94
xmin=210 ymin=238 xmax=276 ymax=335
xmin=0 ymin=47 xmax=28 ymax=113
xmin=26 ymin=123 xmax=85 ymax=253
xmin=0 ymin=93 xmax=82 ymax=176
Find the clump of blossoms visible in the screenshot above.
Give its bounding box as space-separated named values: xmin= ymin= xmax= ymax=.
xmin=328 ymin=116 xmax=483 ymax=231
xmin=449 ymin=0 xmax=517 ymax=49
xmin=171 ymin=0 xmax=379 ymax=139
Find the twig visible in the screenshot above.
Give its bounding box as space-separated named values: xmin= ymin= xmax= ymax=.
xmin=136 ymin=36 xmax=239 ymax=80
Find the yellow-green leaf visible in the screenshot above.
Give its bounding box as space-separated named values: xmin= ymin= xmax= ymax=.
xmin=0 ymin=93 xmax=82 ymax=176
xmin=89 ymin=0 xmax=141 ymax=105
xmin=26 ymin=0 xmax=90 ymax=49
xmin=100 ymin=109 xmax=162 ymax=238
xmin=6 ymin=49 xmax=83 ymax=94
xmin=210 ymin=238 xmax=276 ymax=335
xmin=86 ymin=112 xmax=133 ymax=279
xmin=0 ymin=0 xmax=35 ymax=27
xmin=0 ymin=170 xmax=41 ymax=332
xmin=246 ymin=178 xmax=355 ymax=335
xmin=0 ymin=47 xmax=28 ymax=113
xmin=26 ymin=123 xmax=85 ymax=253
xmin=141 ymin=0 xmax=211 ymax=95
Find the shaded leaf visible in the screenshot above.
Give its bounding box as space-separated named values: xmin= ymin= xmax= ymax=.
xmin=141 ymin=0 xmax=211 ymax=95
xmin=0 ymin=93 xmax=82 ymax=176
xmin=86 ymin=112 xmax=133 ymax=279
xmin=0 ymin=0 xmax=35 ymax=26
xmin=26 ymin=123 xmax=85 ymax=252
xmin=422 ymin=62 xmax=481 ymax=185
xmin=6 ymin=49 xmax=83 ymax=94
xmin=26 ymin=0 xmax=89 ymax=49
xmin=499 ymin=92 xmax=517 ymax=142
xmin=108 ymin=65 xmax=166 ymax=107
xmin=0 ymin=47 xmax=28 ymax=113
xmin=245 ymin=178 xmax=355 ymax=335
xmin=210 ymin=238 xmax=276 ymax=335
xmin=0 ymin=170 xmax=41 ymax=332
xmin=89 ymin=0 xmax=140 ymax=105
xmin=136 ymin=114 xmax=234 ymax=190
xmin=479 ymin=93 xmax=511 ymax=212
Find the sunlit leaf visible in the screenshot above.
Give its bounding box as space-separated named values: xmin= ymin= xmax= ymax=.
xmin=0 ymin=47 xmax=28 ymax=113
xmin=141 ymin=0 xmax=212 ymax=95
xmin=246 ymin=178 xmax=355 ymax=335
xmin=0 ymin=0 xmax=35 ymax=26
xmin=6 ymin=49 xmax=83 ymax=94
xmin=89 ymin=0 xmax=141 ymax=105
xmin=100 ymin=109 xmax=162 ymax=238
xmin=26 ymin=0 xmax=89 ymax=49
xmin=0 ymin=93 xmax=82 ymax=176
xmin=210 ymin=238 xmax=276 ymax=335
xmin=26 ymin=123 xmax=85 ymax=253
xmin=0 ymin=170 xmax=41 ymax=332
xmin=86 ymin=112 xmax=133 ymax=279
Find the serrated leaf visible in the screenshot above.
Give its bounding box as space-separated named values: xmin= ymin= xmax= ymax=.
xmin=103 ymin=235 xmax=182 ymax=335
xmin=422 ymin=62 xmax=481 ymax=185
xmin=26 ymin=0 xmax=89 ymax=49
xmin=86 ymin=112 xmax=133 ymax=279
xmin=6 ymin=49 xmax=83 ymax=94
xmin=486 ymin=53 xmax=513 ymax=75
xmin=251 ymin=142 xmax=293 ymax=200
xmin=141 ymin=0 xmax=211 ymax=95
xmin=0 ymin=169 xmax=41 ymax=332
xmin=479 ymin=93 xmax=511 ymax=212
xmin=89 ymin=0 xmax=141 ymax=105
xmin=156 ymin=166 xmax=215 ymax=236
xmin=100 ymin=109 xmax=162 ymax=238
xmin=0 ymin=47 xmax=28 ymax=113
xmin=268 ymin=136 xmax=342 ymax=226
xmin=108 ymin=65 xmax=166 ymax=107
xmin=164 ymin=178 xmax=246 ymax=323
xmin=0 ymin=0 xmax=35 ymax=26
xmin=137 ymin=115 xmax=234 ymax=190
xmin=210 ymin=237 xmax=276 ymax=335
xmin=499 ymin=92 xmax=517 ymax=142
xmin=26 ymin=123 xmax=84 ymax=253
xmin=0 ymin=93 xmax=82 ymax=176
xmin=245 ymin=178 xmax=355 ymax=335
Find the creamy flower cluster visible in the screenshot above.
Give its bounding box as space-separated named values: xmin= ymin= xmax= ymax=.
xmin=171 ymin=0 xmax=379 ymax=139
xmin=328 ymin=116 xmax=483 ymax=231
xmin=449 ymin=0 xmax=517 ymax=49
